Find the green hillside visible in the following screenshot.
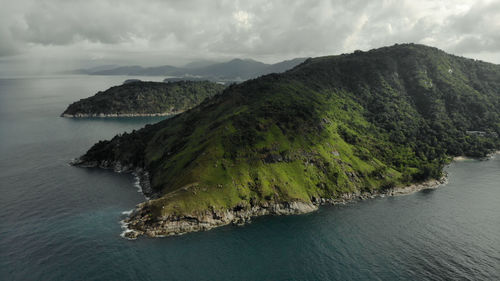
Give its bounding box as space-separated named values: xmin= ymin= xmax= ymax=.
xmin=75 ymin=44 xmax=500 ymax=236
xmin=62 ymin=80 xmax=226 ymax=117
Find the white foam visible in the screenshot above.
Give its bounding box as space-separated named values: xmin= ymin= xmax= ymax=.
xmin=491 ymin=151 xmax=500 ymax=159
xmin=119 ymin=219 xmax=137 ymax=240
xmin=132 ymin=173 xmax=150 ymax=200
xmin=133 ymin=175 xmax=142 ymax=193
xmin=121 ymin=209 xmax=134 ymax=215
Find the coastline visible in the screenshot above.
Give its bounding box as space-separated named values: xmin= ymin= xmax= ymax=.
xmin=61 ymin=111 xmax=182 ymax=118
xmin=453 ymin=150 xmax=500 ymax=162
xmin=120 ymin=175 xmax=448 ymax=239
xmin=75 ymin=152 xmax=500 ymax=239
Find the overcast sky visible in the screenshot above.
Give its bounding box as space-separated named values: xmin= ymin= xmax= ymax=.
xmin=1 ymin=0 xmax=499 ymax=75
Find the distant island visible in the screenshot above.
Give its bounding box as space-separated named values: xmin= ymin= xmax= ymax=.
xmin=61 ymin=81 xmax=226 ymax=117
xmin=69 ymin=58 xmax=307 ymax=82
xmin=73 ymin=44 xmax=500 ymax=238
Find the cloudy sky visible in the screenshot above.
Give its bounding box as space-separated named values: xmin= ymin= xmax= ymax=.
xmin=1 ymin=0 xmax=499 ymax=75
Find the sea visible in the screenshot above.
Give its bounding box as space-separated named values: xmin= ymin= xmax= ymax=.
xmin=0 ymin=75 xmax=499 ymax=281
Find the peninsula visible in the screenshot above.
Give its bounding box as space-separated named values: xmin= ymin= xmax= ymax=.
xmin=73 ymin=44 xmax=500 ymax=238
xmin=61 ymin=80 xmax=226 ymax=117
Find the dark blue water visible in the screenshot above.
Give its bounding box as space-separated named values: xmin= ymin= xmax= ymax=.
xmin=1 ymin=76 xmax=499 ymax=281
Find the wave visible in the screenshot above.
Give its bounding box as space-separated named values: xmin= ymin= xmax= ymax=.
xmin=119 ymin=219 xmax=137 ymax=240
xmin=132 ymin=172 xmax=150 ymax=200
xmin=121 ymin=209 xmax=134 ymax=215
xmin=133 ymin=175 xmax=142 ymax=193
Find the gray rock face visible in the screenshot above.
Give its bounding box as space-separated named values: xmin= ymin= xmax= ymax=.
xmin=123 ymin=201 xmax=318 ymax=239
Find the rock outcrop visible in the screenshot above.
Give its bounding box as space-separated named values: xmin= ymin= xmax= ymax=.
xmin=121 ymin=175 xmax=448 ymax=239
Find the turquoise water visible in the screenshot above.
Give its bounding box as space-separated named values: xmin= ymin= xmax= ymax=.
xmin=0 ymin=76 xmax=499 ymax=280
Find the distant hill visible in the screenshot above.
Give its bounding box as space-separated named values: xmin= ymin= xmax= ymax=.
xmin=188 ymin=59 xmax=269 ymax=80
xmin=91 ymin=65 xmax=184 ymax=76
xmin=65 ymin=64 xmax=119 ymax=75
xmin=73 ymin=58 xmax=308 ymax=81
xmin=265 ymin=58 xmax=311 ymax=74
xmin=61 ymin=81 xmax=225 ymax=117
xmin=182 ymin=60 xmax=219 ymax=69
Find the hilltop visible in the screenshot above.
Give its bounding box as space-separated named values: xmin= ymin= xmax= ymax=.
xmin=74 ymin=44 xmax=500 ymax=237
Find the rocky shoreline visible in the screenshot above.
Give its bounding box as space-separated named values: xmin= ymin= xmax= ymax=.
xmin=61 ymin=111 xmax=182 ymax=118
xmin=132 ymin=152 xmax=500 ymax=240
xmin=120 ymin=176 xmax=448 ymax=239
xmin=122 ymin=200 xmax=319 ymax=239
xmin=71 ymin=156 xmax=455 ymax=240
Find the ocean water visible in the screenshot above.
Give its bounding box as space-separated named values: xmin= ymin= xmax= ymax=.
xmin=0 ymin=76 xmax=499 ymax=281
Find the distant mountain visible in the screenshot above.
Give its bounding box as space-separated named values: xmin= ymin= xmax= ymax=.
xmin=92 ymin=65 xmax=184 ymax=76
xmin=182 ymin=60 xmax=219 ymax=69
xmin=265 ymin=58 xmax=310 ymax=73
xmin=74 ymin=58 xmax=308 ymax=81
xmin=189 ymin=58 xmax=269 ymax=80
xmin=65 ymin=64 xmax=119 ymax=75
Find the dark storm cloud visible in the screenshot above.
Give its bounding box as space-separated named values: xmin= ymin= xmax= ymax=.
xmin=0 ymin=0 xmax=499 ymax=71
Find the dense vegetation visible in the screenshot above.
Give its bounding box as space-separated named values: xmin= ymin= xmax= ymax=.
xmin=79 ymin=44 xmax=500 ymax=218
xmin=62 ymin=81 xmax=226 ymax=116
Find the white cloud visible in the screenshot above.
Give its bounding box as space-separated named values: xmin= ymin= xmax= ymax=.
xmin=0 ymin=0 xmax=499 ymax=74
xmin=233 ymin=11 xmax=252 ymax=29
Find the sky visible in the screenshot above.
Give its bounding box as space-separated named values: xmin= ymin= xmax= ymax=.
xmin=1 ymin=0 xmax=499 ymax=75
